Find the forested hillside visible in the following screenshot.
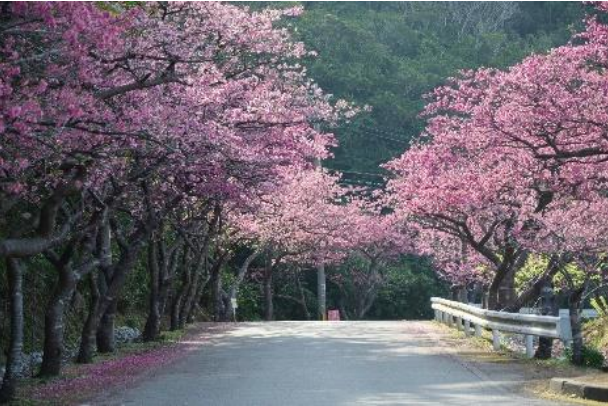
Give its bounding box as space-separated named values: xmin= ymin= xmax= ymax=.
xmin=292 ymin=2 xmax=585 ymax=181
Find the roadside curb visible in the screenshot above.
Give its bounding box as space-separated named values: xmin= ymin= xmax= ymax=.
xmin=550 ymin=377 xmax=608 ymax=402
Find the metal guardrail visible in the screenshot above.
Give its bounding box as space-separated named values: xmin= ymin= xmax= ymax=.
xmin=431 ymin=297 xmax=573 ymax=358
xmin=520 ymin=308 xmax=598 ymax=319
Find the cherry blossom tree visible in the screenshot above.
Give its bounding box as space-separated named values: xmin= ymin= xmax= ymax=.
xmin=385 ymin=3 xmax=608 ymax=314
xmin=0 ymin=2 xmax=353 ymax=394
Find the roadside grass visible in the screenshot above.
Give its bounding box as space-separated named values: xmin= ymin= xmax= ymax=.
xmin=431 ymin=320 xmax=606 ymax=404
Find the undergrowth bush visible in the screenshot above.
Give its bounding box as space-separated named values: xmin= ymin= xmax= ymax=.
xmin=564 ymin=345 xmax=605 ymax=368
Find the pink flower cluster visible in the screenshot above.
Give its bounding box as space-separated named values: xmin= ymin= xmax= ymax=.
xmin=385 ymin=2 xmax=608 ymax=286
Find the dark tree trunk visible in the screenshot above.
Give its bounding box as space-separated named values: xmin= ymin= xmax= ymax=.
xmin=185 ymin=274 xmax=210 ymax=323
xmin=170 ymin=247 xmax=190 ymax=330
xmin=158 ymin=278 xmax=171 ymax=320
xmin=263 ymin=257 xmax=273 ymax=321
xmin=86 ymin=225 xmax=151 ymax=356
xmin=487 ymin=273 xmax=504 ymax=310
xmin=170 ymin=284 xmax=185 ymax=331
xmin=0 ymin=258 xmax=25 ymax=403
xmin=498 ymin=267 xmax=516 ymax=306
xmin=95 ymin=242 xmax=115 ymax=354
xmin=96 ymin=299 xmax=117 ymax=353
xmin=503 ymin=255 xmax=561 ymax=313
xmin=487 ymin=264 xmax=514 ymax=310
xmin=179 ymin=247 xmax=207 ymax=327
xmin=296 ymin=270 xmax=310 ymax=320
xmin=179 ymin=269 xmax=198 ymax=326
xmin=39 ymin=267 xmax=77 ymax=376
xmin=39 ymin=208 xmax=101 ymax=376
xmin=77 ymin=215 xmax=111 ymax=363
xmin=568 ymin=286 xmax=586 ymax=365
xmin=486 ymin=246 xmax=525 ymax=310
xmin=143 ymin=242 xmax=161 ymax=342
xmin=535 ymin=281 xmax=557 ymax=360
xmin=78 ymin=187 xmax=164 ymax=362
xmin=158 ymin=243 xmax=182 ymax=324
xmin=143 ymin=293 xmax=161 ymax=342
xmin=338 ymin=292 xmax=349 ymax=321
xmin=535 ymin=337 xmax=554 ymax=359
xmin=77 ymin=273 xmax=101 ymax=363
xmin=210 ymin=261 xmax=224 ymax=321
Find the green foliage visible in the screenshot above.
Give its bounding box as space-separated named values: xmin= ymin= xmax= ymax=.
xmin=235 ymin=280 xmax=263 ymax=321
xmin=564 ymin=345 xmax=605 ymax=369
xmin=118 ymin=253 xmax=150 ymax=316
xmin=286 ymin=2 xmax=586 ymax=178
xmin=158 ymin=329 xmax=185 ymax=343
xmin=583 ymin=313 xmax=608 ymax=356
xmin=591 ymin=296 xmax=608 ymax=317
xmin=367 ymin=256 xmax=448 ymax=320
xmin=514 ymin=254 xmax=593 ymax=294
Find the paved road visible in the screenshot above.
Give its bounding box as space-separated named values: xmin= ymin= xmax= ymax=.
xmin=106 ymin=321 xmax=565 ymax=406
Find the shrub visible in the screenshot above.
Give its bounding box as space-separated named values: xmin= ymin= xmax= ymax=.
xmin=565 ymin=345 xmax=605 ymax=369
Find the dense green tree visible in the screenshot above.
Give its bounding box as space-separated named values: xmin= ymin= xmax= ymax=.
xmin=289 ymin=2 xmax=586 ymax=177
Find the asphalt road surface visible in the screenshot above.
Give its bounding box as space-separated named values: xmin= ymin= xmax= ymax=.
xmin=105 ymin=321 xmax=567 ymax=406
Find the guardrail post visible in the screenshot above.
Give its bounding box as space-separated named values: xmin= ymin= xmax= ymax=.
xmin=464 ymin=320 xmax=471 ymax=337
xmin=474 ymin=324 xmax=482 ymax=337
xmin=525 ymin=335 xmax=534 ymax=358
xmin=456 ymin=317 xmax=462 ymax=331
xmin=559 ymin=312 xmax=573 ymax=350
xmin=492 ymin=329 xmax=501 ymax=351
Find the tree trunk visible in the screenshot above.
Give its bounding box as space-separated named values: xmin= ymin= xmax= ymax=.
xmin=338 ymin=293 xmax=349 ymax=321
xmin=95 ymin=247 xmax=115 ymax=354
xmin=263 ymin=257 xmax=273 ymax=321
xmin=179 ymin=268 xmax=199 ymax=326
xmin=39 ymin=266 xmax=77 ymax=376
xmin=158 ymin=277 xmax=171 ymax=321
xmin=357 ymin=290 xmax=379 ymax=320
xmin=355 ymin=260 xmax=383 ymax=320
xmin=143 ymin=242 xmax=161 ymax=342
xmin=296 ymin=270 xmax=310 ymax=320
xmin=77 ymin=273 xmax=101 ymax=363
xmin=158 ymin=244 xmax=182 ymax=322
xmin=96 ymin=299 xmax=117 ymax=353
xmin=569 ymin=286 xmax=586 ymax=365
xmin=487 ymin=265 xmax=511 ymax=310
xmin=0 ymin=258 xmax=25 ymax=403
xmin=535 ymin=281 xmax=557 ymax=360
xmin=210 ymin=261 xmax=224 ymax=322
xmin=179 ymin=247 xmax=207 ymax=327
xmin=499 ymin=269 xmax=515 ymax=307
xmin=503 ymin=255 xmax=561 ymax=313
xmin=170 ymin=247 xmax=190 ymax=330
xmin=77 ymin=201 xmax=157 ymax=362
xmin=535 ymin=337 xmax=553 ymax=359
xmin=185 ymin=274 xmax=210 ymax=324
xmin=170 ymin=271 xmax=188 ymax=331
